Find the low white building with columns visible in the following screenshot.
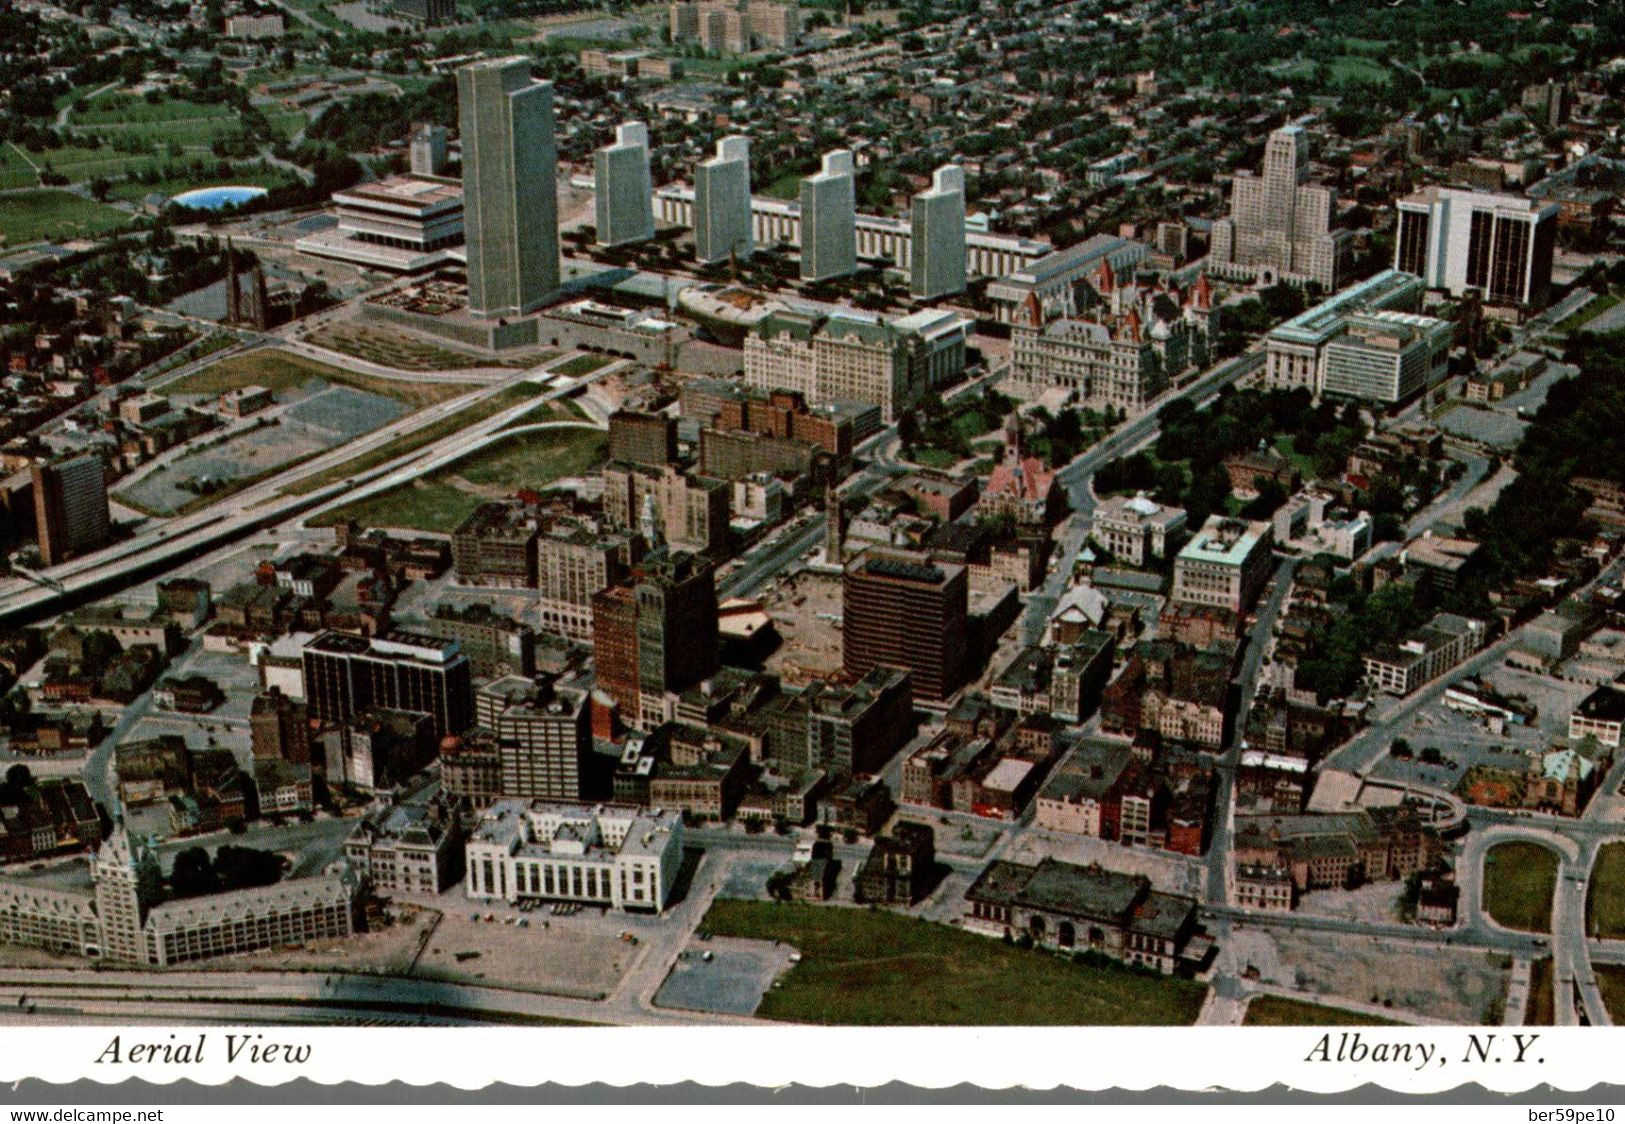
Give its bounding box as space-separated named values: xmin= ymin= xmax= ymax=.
xmin=465 ymin=801 xmax=684 ymax=913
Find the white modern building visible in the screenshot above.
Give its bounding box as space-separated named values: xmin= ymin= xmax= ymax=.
xmin=657 ymin=184 xmax=1047 ymax=279
xmin=910 ymin=164 xmax=966 ymax=300
xmin=409 ymin=123 xmax=449 ymax=176
xmin=1170 ymin=517 xmax=1274 ymax=614
xmin=465 ymin=801 xmax=685 ymax=913
xmin=593 ymin=122 xmax=655 ymax=247
xmin=1319 ymin=310 xmax=1453 ymax=404
xmin=800 ymin=149 xmax=857 ymax=281
xmin=458 ymin=57 xmax=559 ymax=317
xmin=1262 ymin=269 xmax=1430 ymax=398
xmin=694 ymin=135 xmax=753 ymax=264
xmin=1394 ymin=185 xmax=1558 ymax=310
xmin=296 ymin=174 xmax=464 ymax=272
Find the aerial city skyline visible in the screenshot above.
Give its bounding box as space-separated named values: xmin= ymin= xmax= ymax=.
xmin=0 ymin=0 xmax=1620 ymax=1084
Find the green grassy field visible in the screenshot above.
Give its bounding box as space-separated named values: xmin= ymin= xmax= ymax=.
xmin=1558 ymin=292 xmax=1622 ymax=336
xmin=552 ymin=353 xmax=614 ymax=378
xmin=1274 ymin=434 xmax=1318 ymax=478
xmin=450 ymin=426 xmax=607 ymax=489
xmin=0 ymin=144 xmax=40 ymax=190
xmin=694 ymin=900 xmax=1207 ymax=1026
xmin=0 ymin=189 xmax=130 ymax=247
xmin=164 ymin=349 xmax=471 ymax=409
xmin=283 ymin=383 xmax=549 ymax=496
xmin=1482 ymin=841 xmax=1559 ymax=934
xmin=1595 ymin=964 xmax=1625 ymax=1025
xmin=1242 ymin=996 xmax=1403 ymax=1027
xmin=1526 ymin=958 xmax=1555 ymax=1026
xmin=310 ymin=424 xmax=607 ymax=533
xmin=1585 ymin=843 xmax=1625 ymax=939
xmin=500 ymin=398 xmax=591 ymax=429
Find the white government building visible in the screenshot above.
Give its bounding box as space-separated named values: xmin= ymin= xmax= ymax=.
xmin=465 ymin=801 xmax=685 ymax=913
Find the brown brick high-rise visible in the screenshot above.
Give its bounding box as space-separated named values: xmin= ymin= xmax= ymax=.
xmin=842 ymin=549 xmax=967 ymax=703
xmin=608 ymin=409 xmax=677 ymax=468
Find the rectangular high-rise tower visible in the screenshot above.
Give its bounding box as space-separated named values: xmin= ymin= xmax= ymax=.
xmin=458 ymin=57 xmax=559 ymax=317
xmin=800 ymin=149 xmax=856 ymax=282
xmin=32 ymin=452 xmax=110 ymax=566
xmin=1394 ymin=185 xmax=1558 ymax=310
xmin=694 ymin=135 xmax=752 ymax=264
xmin=409 ymin=123 xmax=448 ymax=176
xmin=910 ymin=164 xmax=966 ymax=299
xmin=594 ymin=122 xmax=655 ymax=247
xmin=842 ymin=549 xmax=967 ymax=703
xmin=591 ymin=549 xmax=719 ymax=730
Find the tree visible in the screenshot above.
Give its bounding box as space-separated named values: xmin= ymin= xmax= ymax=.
xmin=4 ymin=764 xmax=33 ymax=792
xmin=79 ymin=630 xmax=121 ymax=675
xmin=169 ymin=846 xmax=216 ymax=897
xmin=213 ymin=845 xmax=283 ymax=891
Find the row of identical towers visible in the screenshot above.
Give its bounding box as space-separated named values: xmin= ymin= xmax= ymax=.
xmin=456 ymin=55 xmax=970 ymax=318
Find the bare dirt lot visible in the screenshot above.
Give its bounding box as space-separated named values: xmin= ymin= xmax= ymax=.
xmin=761 ymin=571 xmax=844 ymax=684
xmin=411 ymin=906 xmax=631 ymax=999
xmin=1237 ymin=927 xmax=1510 ymax=1025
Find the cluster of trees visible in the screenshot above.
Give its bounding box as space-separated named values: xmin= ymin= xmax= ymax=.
xmin=1097 ymin=387 xmax=1369 ymax=531
xmin=1212 ymin=283 xmax=1316 ymax=357
xmin=898 ymin=388 xmax=1015 ymax=461
xmin=168 ymin=844 xmax=286 ymax=899
xmin=1457 ymin=329 xmax=1625 ymax=595
xmin=301 ymin=80 xmax=455 ymax=162
xmin=1294 ymin=579 xmax=1429 ymax=699
xmin=0 ymin=764 xmax=36 ymax=806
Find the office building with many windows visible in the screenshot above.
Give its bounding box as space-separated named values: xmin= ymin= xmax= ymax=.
xmin=301 ymin=630 xmax=473 ymax=738
xmin=593 ymin=122 xmax=655 ymax=247
xmin=1209 ymin=125 xmax=1349 ymax=290
xmin=910 ymin=164 xmax=967 ymax=300
xmin=33 ymin=453 xmax=111 ymax=566
xmin=693 ymin=135 xmax=753 ymax=264
xmin=458 ymin=57 xmax=559 ymax=316
xmin=843 ymin=550 xmax=968 ymax=704
xmin=1170 ymin=517 xmax=1274 ymax=614
xmin=1394 ymin=186 xmax=1558 ymax=310
xmin=800 ymin=149 xmax=857 ymax=281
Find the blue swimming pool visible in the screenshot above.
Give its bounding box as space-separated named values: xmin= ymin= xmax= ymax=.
xmin=169 ymin=185 xmax=269 ymax=211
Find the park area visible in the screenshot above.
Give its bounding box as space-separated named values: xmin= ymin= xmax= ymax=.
xmin=1482 ymin=841 xmax=1558 ymax=934
xmin=0 ymin=188 xmax=129 ymax=247
xmin=1586 ymin=843 xmax=1625 ymax=939
xmin=163 ymin=348 xmax=469 ymax=409
xmin=311 ymin=423 xmax=608 ymax=533
xmin=695 ymin=900 xmax=1207 ymax=1025
xmin=1242 ymin=996 xmax=1400 ymax=1027
xmin=306 ymin=321 xmax=537 ymax=372
xmin=42 ymin=88 xmax=306 ymax=192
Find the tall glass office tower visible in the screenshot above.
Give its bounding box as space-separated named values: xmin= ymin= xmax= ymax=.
xmin=458 ymin=57 xmax=559 ymax=317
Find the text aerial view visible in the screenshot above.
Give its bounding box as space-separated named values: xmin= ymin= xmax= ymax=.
xmin=0 ymin=0 xmax=1620 ymax=1035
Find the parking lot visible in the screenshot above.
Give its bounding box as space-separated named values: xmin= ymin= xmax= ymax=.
xmin=653 ymin=935 xmax=796 ymax=1016
xmin=1367 ymin=656 xmax=1602 ymax=801
xmin=411 ymin=903 xmax=632 ymax=998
